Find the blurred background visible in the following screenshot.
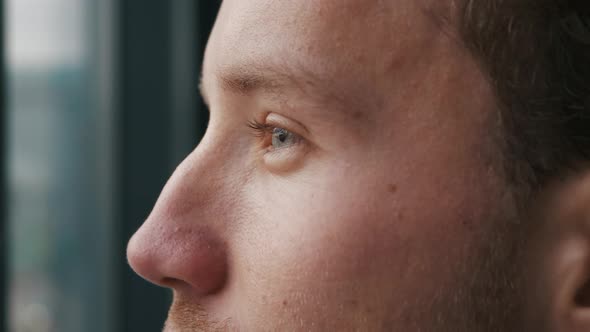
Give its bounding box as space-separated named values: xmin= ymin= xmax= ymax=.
xmin=1 ymin=1 xmax=221 ymax=331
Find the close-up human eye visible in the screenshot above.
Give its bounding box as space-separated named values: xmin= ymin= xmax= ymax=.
xmin=248 ymin=124 xmax=300 ymax=150
xmin=248 ymin=115 xmax=304 ymax=150
xmin=247 ymin=113 xmax=309 ymax=172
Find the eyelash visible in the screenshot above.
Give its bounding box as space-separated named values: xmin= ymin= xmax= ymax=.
xmin=247 ymin=119 xmax=274 ymax=138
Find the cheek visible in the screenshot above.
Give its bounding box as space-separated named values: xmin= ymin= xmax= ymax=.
xmin=231 ymin=156 xmax=494 ymax=320
xmin=230 ymin=169 xmax=400 ymax=324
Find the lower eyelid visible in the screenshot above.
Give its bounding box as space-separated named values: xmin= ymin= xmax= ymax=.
xmin=263 ymin=141 xmax=308 ymax=172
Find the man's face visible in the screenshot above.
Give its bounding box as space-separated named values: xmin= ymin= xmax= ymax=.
xmin=127 ymin=0 xmax=526 ymax=330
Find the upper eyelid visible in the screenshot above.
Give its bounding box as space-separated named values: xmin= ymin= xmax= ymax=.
xmin=264 ymin=113 xmax=309 ymax=136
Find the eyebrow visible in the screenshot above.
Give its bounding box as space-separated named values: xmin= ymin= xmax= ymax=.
xmin=199 ymin=64 xmax=298 ymax=106
xmin=219 ymin=67 xmax=282 ymax=95
xmin=200 ymin=61 xmax=370 ymax=122
xmin=201 ymin=60 xmax=340 ymax=104
xmin=224 ymin=61 xmax=321 ymax=95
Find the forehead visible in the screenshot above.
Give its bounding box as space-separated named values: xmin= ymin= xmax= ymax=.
xmin=205 ymin=0 xmax=447 ymax=90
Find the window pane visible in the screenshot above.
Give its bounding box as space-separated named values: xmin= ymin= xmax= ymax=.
xmin=6 ymin=0 xmax=116 ymax=331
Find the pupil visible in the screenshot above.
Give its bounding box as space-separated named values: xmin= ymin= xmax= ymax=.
xmin=278 ymin=132 xmax=287 ymax=142
xmin=274 ymin=128 xmax=288 ymax=143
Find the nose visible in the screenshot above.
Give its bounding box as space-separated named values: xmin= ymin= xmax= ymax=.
xmin=127 ymin=151 xmax=228 ymax=296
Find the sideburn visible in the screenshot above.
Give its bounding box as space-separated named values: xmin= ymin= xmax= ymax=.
xmin=434 ymin=207 xmax=529 ymax=332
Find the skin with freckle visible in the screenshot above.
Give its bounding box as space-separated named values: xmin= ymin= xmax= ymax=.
xmin=126 ymin=0 xmax=590 ymax=331
xmin=127 ymin=0 xmax=522 ymax=330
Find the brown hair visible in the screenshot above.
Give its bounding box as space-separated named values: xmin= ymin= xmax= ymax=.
xmin=458 ymin=0 xmax=590 ymax=193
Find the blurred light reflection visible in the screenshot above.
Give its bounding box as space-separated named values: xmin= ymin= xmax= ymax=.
xmin=6 ymin=0 xmax=115 ymax=331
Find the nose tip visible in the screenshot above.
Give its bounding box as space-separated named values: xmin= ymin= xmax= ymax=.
xmin=127 ymin=219 xmax=228 ymax=296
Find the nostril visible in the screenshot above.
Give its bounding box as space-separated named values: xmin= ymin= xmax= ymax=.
xmin=160 ymin=277 xmax=188 ymax=289
xmin=173 ymin=245 xmax=229 ymax=296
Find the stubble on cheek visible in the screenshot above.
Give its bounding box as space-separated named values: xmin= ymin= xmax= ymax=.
xmin=434 ymin=208 xmax=528 ymax=332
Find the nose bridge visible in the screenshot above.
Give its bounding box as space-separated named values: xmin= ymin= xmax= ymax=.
xmin=157 ymin=147 xmax=220 ymax=220
xmin=127 ymin=141 xmax=229 ymax=296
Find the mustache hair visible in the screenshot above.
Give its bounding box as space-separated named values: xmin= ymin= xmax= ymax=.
xmin=163 ymin=297 xmax=232 ymax=332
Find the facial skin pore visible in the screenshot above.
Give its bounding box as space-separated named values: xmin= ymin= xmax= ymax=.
xmin=125 ymin=0 xmax=579 ymax=330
